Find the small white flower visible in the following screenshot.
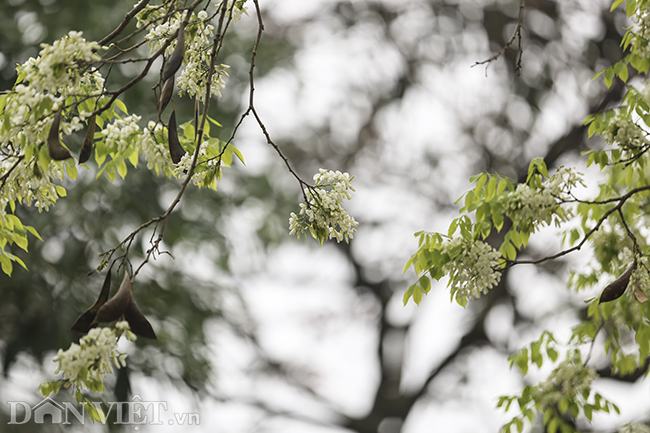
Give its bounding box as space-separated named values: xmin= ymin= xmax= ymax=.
xmin=443 ymin=238 xmax=501 ymax=303
xmin=102 ymin=114 xmax=142 ymax=153
xmin=289 ymin=169 xmax=358 ymax=244
xmin=50 ymin=324 xmax=130 ymax=392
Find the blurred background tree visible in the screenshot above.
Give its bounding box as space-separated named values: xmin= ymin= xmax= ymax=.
xmin=0 ymin=0 xmax=641 ymax=432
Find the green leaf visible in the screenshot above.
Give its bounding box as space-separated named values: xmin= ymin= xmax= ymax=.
xmin=604 ymin=67 xmax=615 ymax=88
xmin=626 ymin=0 xmax=637 ymax=17
xmin=64 ymin=158 xmax=77 ymax=180
xmin=116 ymin=159 xmax=128 ymax=179
xmin=105 ymin=160 xmax=116 ymax=182
xmin=419 ymin=275 xmax=431 ymax=294
xmin=0 ymin=254 xmax=13 ymax=276
xmin=114 ymin=99 xmax=129 ymax=115
xmin=474 ymin=173 xmax=488 ymax=193
xmin=514 ymin=417 xmax=523 ymax=433
xmin=13 ymin=234 xmax=28 ymax=252
xmin=614 ymin=61 xmax=629 ymax=82
xmin=485 ymin=175 xmax=497 ymax=201
xmin=403 ymin=284 xmax=416 ymax=305
xmin=548 ymin=416 xmax=558 ymax=433
xmin=413 ymin=285 xmax=422 ymax=305
xmin=222 ymin=148 xmax=233 ymax=167
xmin=610 ymin=0 xmax=625 ymax=11
xmin=5 ymin=214 xmax=23 ymax=230
xmin=55 ymin=185 xmax=67 ymax=197
xmin=207 ymin=115 xmax=222 ymax=127
xmin=448 ymin=218 xmax=459 ymax=237
xmin=232 ymin=145 xmax=245 ymax=165
xmin=38 ymin=145 xmax=51 ymax=172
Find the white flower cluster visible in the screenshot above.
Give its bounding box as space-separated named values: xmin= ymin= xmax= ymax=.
xmin=634 ymin=5 xmax=650 ymax=59
xmin=630 ymin=257 xmax=650 ymax=299
xmin=603 ymin=114 xmax=649 ymax=154
xmin=532 ymin=351 xmax=596 ymax=408
xmin=141 ymin=121 xmax=174 ymax=174
xmin=52 ymin=322 xmax=134 ymax=391
xmin=546 ymin=167 xmax=584 ymax=199
xmin=443 ymin=237 xmax=501 ymax=303
xmin=502 ymin=184 xmax=557 ymax=228
xmin=289 ymin=169 xmax=358 ymax=244
xmin=0 ymin=31 xmax=104 ymax=213
xmin=1 ymin=160 xmax=63 ymax=212
xmin=176 ymin=16 xmax=230 ymax=101
xmin=172 ymin=142 xmax=221 ymax=187
xmin=500 ymin=168 xmax=579 ymax=232
xmin=20 ymin=31 xmax=102 ymax=96
xmin=144 ymin=16 xmax=182 ymax=56
xmin=226 ymin=0 xmax=249 ymax=23
xmin=101 ymin=115 xmax=142 ymax=153
xmin=144 ymin=11 xmax=231 ymax=101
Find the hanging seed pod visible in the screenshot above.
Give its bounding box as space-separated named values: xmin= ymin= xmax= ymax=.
xmin=78 ymin=114 xmax=97 ymax=164
xmin=47 ymin=108 xmax=72 ymax=161
xmin=124 ymin=296 xmax=157 ymax=340
xmin=93 ymin=273 xmax=133 ymax=324
xmin=168 ymin=109 xmax=186 ymax=164
xmin=71 ymin=270 xmax=112 ymax=333
xmin=599 ymin=264 xmax=634 ymax=303
xmin=162 ymin=20 xmax=185 ymax=82
xmin=158 ymin=76 xmax=174 ymax=114
xmin=90 ymin=273 xmax=158 ymax=339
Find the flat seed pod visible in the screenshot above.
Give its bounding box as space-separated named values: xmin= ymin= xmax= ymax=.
xmin=71 ymin=270 xmax=112 ymax=333
xmin=168 ymin=110 xmax=186 ymax=164
xmin=94 ymin=273 xmax=133 ymax=324
xmin=599 ymin=264 xmax=634 ymax=303
xmin=162 ymin=21 xmax=185 ymax=82
xmin=48 ymin=108 xmax=72 ymax=161
xmin=158 ymin=76 xmax=174 ymax=114
xmin=78 ymin=114 xmax=97 ymax=164
xmin=125 ymin=297 xmax=157 ymax=340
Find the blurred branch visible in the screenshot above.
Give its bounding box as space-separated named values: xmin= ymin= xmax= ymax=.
xmin=473 ymin=0 xmax=526 ymax=75
xmin=98 ymin=0 xmax=153 ymax=46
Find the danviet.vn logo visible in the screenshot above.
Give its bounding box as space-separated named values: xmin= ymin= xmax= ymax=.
xmin=7 ymin=394 xmax=200 ymax=426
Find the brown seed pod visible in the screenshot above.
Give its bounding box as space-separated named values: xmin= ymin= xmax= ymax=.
xmin=47 ymin=108 xmax=72 ymax=161
xmin=124 ymin=296 xmax=157 ymax=340
xmin=158 ymin=76 xmax=174 ymax=114
xmin=93 ymin=273 xmax=133 ymax=324
xmin=71 ymin=270 xmax=112 ymax=333
xmin=168 ymin=109 xmax=186 ymax=164
xmin=162 ymin=21 xmax=185 ymax=83
xmin=78 ymin=114 xmax=97 ymax=164
xmin=599 ymin=264 xmax=634 ymax=303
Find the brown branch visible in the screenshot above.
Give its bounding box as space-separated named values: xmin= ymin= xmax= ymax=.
xmin=130 ymin=0 xmax=236 ymax=279
xmin=248 ymin=0 xmax=312 ymax=204
xmin=473 ymin=0 xmax=526 ymax=74
xmin=98 ymin=0 xmax=152 ymax=47
xmin=507 ymin=185 xmax=650 ymax=267
xmin=0 ymin=154 xmax=25 ymax=191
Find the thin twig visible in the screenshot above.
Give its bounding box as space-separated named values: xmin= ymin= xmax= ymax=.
xmin=473 ymin=0 xmax=526 ymax=75
xmin=98 ymin=0 xmax=152 ymax=47
xmin=507 ymin=185 xmax=650 ymax=267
